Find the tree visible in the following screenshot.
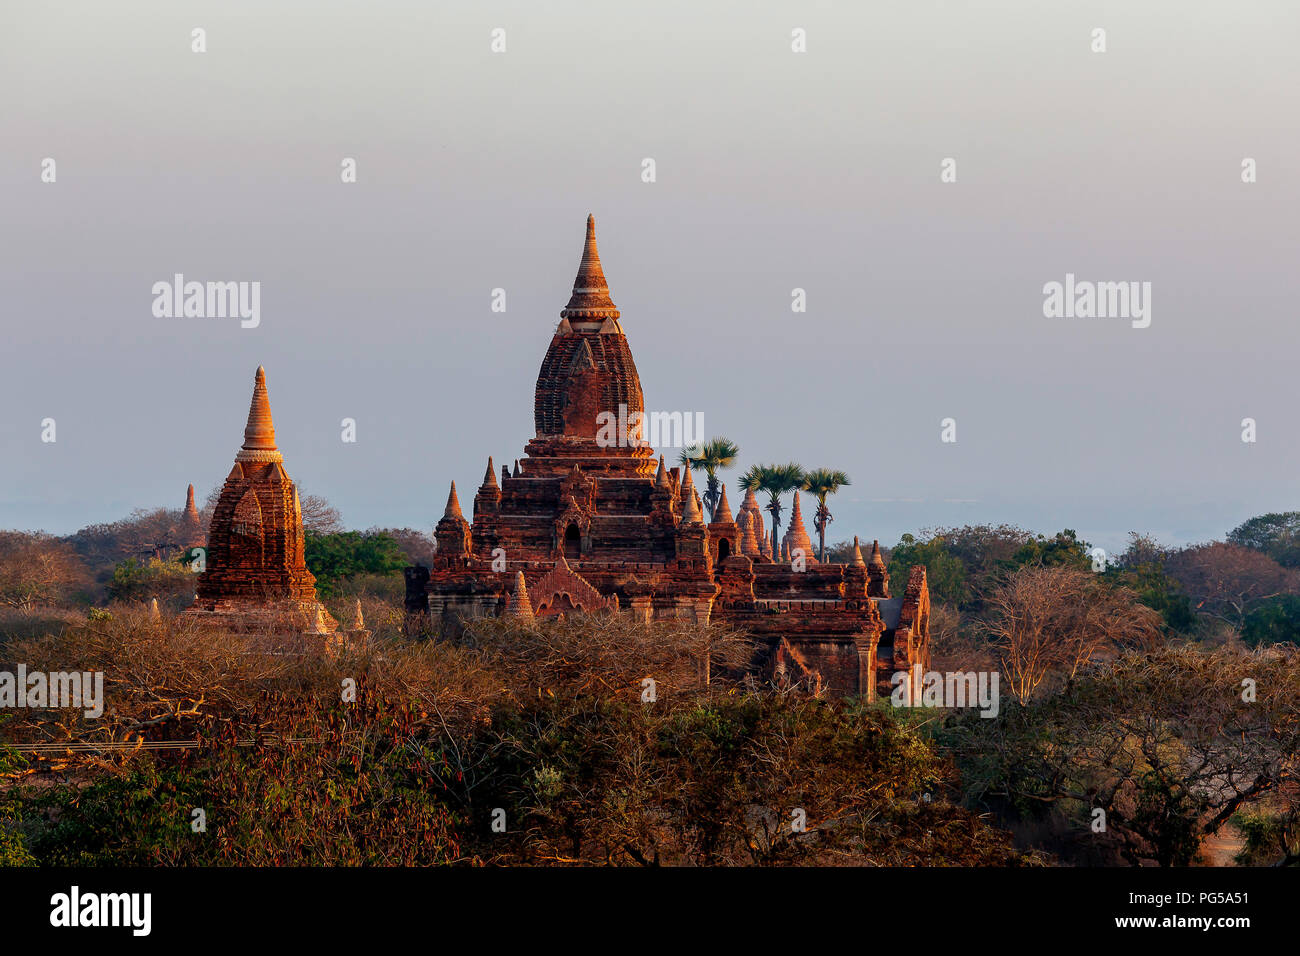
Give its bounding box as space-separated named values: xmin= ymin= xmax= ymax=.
xmin=1241 ymin=594 xmax=1300 ymax=648
xmin=1228 ymin=512 xmax=1300 ymax=568
xmin=0 ymin=532 xmax=88 ymax=609
xmin=1107 ymin=532 xmax=1196 ymax=634
xmin=949 ymin=646 xmax=1300 ymax=866
xmin=470 ymin=692 xmax=1034 ymax=866
xmin=1233 ymin=805 xmax=1300 ymax=866
xmin=1114 ymin=532 xmax=1168 ymax=569
xmin=68 ymin=508 xmax=186 ymax=567
xmin=740 ymin=463 xmax=805 ymax=559
xmin=304 ymin=530 xmax=407 ymax=596
xmin=1004 ymin=529 xmax=1092 ymax=572
xmin=1163 ymin=542 xmax=1299 ymax=627
xmin=888 ymin=534 xmax=970 ymax=606
xmin=983 ymin=565 xmax=1163 ymax=704
xmin=800 ymin=468 xmax=850 ymax=562
xmin=883 ymin=525 xmax=1045 ymax=611
xmin=678 ymin=437 xmax=739 ymax=523
xmin=370 ymin=527 xmax=437 ymax=567
xmin=298 ymin=493 xmax=344 ymax=534
xmin=107 ymin=557 xmax=197 ymax=607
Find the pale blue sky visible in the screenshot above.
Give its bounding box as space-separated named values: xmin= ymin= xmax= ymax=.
xmin=2 ymin=1 xmax=1298 ymax=555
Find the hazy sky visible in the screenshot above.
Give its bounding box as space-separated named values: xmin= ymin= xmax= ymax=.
xmin=2 ymin=1 xmax=1297 ymax=555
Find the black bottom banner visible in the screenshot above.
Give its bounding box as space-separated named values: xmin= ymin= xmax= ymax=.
xmin=0 ymin=865 xmax=1289 ymax=945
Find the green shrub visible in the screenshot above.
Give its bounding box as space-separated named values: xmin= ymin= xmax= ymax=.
xmin=1241 ymin=594 xmax=1300 ymax=648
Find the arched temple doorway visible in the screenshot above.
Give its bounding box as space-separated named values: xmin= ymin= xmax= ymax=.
xmin=563 ymin=523 xmax=582 ymax=559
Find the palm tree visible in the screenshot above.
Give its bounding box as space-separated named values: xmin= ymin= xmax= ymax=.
xmin=740 ymin=462 xmax=806 ymax=558
xmin=802 ymin=468 xmax=851 ymax=562
xmin=678 ymin=436 xmax=739 ymax=523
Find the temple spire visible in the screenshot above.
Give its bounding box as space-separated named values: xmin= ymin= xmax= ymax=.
xmin=178 ymin=481 xmax=204 ymax=549
xmin=681 ymin=484 xmax=704 ymax=524
xmin=679 ymin=466 xmax=696 ymax=510
xmin=850 ymin=536 xmax=866 ymax=567
xmin=783 ymin=491 xmax=814 ymax=563
xmin=712 ymin=484 xmax=735 ymax=526
xmin=442 ymin=481 xmax=464 ymax=520
xmin=788 ymin=492 xmax=805 ymax=530
xmin=867 ymin=539 xmax=890 ymax=597
xmin=560 ymin=214 xmax=620 ymax=323
xmin=481 ymin=456 xmax=499 ymax=491
xmin=236 ymin=365 xmax=283 ymax=463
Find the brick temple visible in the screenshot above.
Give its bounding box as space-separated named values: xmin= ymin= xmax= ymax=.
xmin=186 ymin=366 xmax=338 ymax=635
xmin=407 ymin=216 xmax=931 ymax=697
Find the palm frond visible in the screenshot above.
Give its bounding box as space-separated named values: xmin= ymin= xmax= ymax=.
xmin=802 ymin=468 xmax=851 ymax=496
xmin=742 ymin=462 xmax=806 ymax=497
xmin=701 ymin=437 xmax=740 ymax=469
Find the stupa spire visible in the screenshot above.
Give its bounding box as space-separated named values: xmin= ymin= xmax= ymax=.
xmin=481 ymin=456 xmax=499 ymax=491
xmin=435 ymin=480 xmax=472 ymax=557
xmin=443 ymin=481 xmax=464 ymax=520
xmin=560 ymin=214 xmax=620 ymax=323
xmin=867 ymin=539 xmax=890 ymax=597
xmin=178 ymin=481 xmax=204 ymax=549
xmin=713 ymin=484 xmax=735 ymax=526
xmin=783 ymin=491 xmax=814 ymax=563
xmin=236 ymin=365 xmax=283 ymax=463
xmin=850 ymin=536 xmax=866 ymax=567
xmin=680 ymin=484 xmax=704 ymax=524
xmin=679 ymin=468 xmax=699 ymax=519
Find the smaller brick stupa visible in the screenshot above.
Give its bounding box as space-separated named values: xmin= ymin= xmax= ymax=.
xmin=737 ymin=488 xmax=766 ymax=558
xmin=177 ymin=483 xmax=205 ymax=550
xmin=185 ymin=366 xmax=337 ymax=636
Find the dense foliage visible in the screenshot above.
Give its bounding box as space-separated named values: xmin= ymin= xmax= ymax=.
xmin=0 ymin=612 xmax=1038 ymax=867
xmin=1229 ymin=512 xmax=1300 ymax=569
xmin=1242 ymin=594 xmax=1300 ymax=648
xmin=304 ymin=530 xmax=409 ymax=596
